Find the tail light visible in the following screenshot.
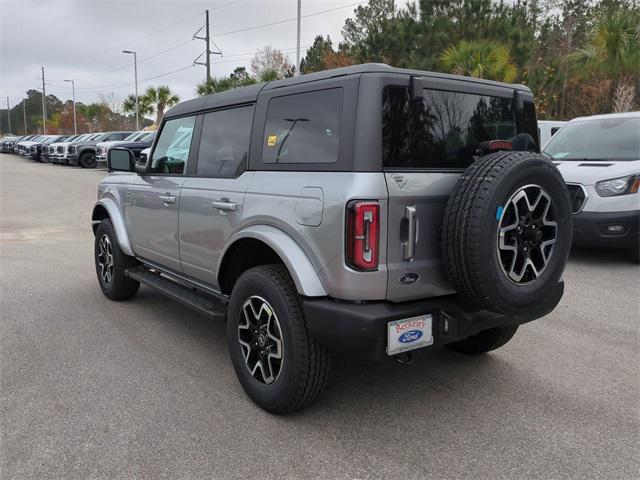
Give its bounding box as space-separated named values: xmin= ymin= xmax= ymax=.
xmin=346 ymin=201 xmax=379 ymax=271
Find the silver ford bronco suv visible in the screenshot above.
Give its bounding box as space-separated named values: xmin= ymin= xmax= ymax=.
xmin=92 ymin=64 xmax=572 ymax=413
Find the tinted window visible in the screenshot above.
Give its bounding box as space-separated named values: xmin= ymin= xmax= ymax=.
xmin=262 ymin=88 xmax=342 ymax=164
xmin=150 ymin=116 xmax=196 ymax=174
xmin=197 ymin=105 xmax=253 ymax=177
xmin=108 ymin=132 xmax=128 ymax=141
xmin=383 ymin=86 xmax=536 ymax=169
xmin=141 ymin=132 xmax=155 ymax=142
xmin=124 ymin=132 xmax=143 ymax=141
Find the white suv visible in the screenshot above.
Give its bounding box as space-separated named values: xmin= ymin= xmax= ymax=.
xmin=543 ymin=112 xmax=640 ymax=261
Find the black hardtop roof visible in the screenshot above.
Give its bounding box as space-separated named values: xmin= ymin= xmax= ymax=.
xmin=165 ymin=63 xmax=532 ymax=118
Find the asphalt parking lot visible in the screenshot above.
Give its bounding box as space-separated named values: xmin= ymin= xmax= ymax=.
xmin=1 ymin=152 xmax=638 ymax=479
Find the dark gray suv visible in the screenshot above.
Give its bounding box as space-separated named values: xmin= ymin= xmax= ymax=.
xmin=68 ymin=131 xmax=132 ymax=168
xmin=93 ymin=64 xmax=572 ymax=413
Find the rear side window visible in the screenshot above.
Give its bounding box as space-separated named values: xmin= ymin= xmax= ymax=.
xmin=383 ymin=86 xmax=536 ymax=170
xmin=262 ymin=88 xmax=342 ymax=164
xmin=150 ymin=116 xmax=196 ymax=175
xmin=197 ymin=105 xmax=253 ymax=177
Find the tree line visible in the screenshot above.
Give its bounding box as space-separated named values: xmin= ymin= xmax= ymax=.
xmin=199 ymin=0 xmax=640 ymax=119
xmin=2 ymin=0 xmax=638 ymax=135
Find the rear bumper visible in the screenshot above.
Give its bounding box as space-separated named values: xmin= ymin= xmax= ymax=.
xmin=573 ymin=210 xmax=640 ymax=248
xmin=303 ymin=281 xmax=564 ymax=359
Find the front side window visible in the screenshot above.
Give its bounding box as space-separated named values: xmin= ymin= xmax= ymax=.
xmin=262 ymin=88 xmax=342 ymax=164
xmin=150 ymin=116 xmax=196 ymax=174
xmin=197 ymin=105 xmax=253 ymax=177
xmin=383 ymin=86 xmax=535 ymax=169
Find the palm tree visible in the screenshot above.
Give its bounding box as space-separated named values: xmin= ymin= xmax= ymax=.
xmin=122 ymin=94 xmax=153 ymax=118
xmin=571 ymin=9 xmax=640 ymax=112
xmin=143 ymin=86 xmax=180 ymax=125
xmin=440 ymin=40 xmax=517 ymax=83
xmin=196 ymin=78 xmax=234 ymax=96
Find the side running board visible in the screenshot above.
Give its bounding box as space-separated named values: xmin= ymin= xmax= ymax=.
xmin=126 ymin=266 xmax=227 ymax=321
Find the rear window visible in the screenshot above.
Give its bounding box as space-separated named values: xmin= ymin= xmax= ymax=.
xmin=383 ymin=86 xmax=537 ymax=170
xmin=197 ymin=105 xmax=253 ymax=177
xmin=262 ymin=88 xmax=342 ymax=164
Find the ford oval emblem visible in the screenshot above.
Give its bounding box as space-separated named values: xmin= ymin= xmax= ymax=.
xmin=399 ymin=272 xmax=420 ymax=285
xmin=399 ymin=330 xmax=423 ymax=343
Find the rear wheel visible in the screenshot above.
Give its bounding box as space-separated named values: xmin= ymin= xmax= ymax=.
xmin=446 ymin=325 xmax=518 ymax=354
xmin=80 ymin=151 xmax=96 ymax=168
xmin=226 ymin=265 xmax=330 ymax=414
xmin=442 ymin=151 xmax=572 ymax=315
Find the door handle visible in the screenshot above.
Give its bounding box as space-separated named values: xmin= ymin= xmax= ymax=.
xmin=402 ymin=205 xmax=417 ymax=261
xmin=158 ymin=195 xmax=176 ymax=205
xmin=212 ymin=198 xmax=237 ymax=212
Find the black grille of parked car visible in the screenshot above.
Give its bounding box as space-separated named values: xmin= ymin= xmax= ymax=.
xmin=57 ymin=146 xmax=64 ymax=153
xmin=567 ymin=184 xmax=586 ymax=214
xmin=68 ymin=146 xmax=76 ymax=154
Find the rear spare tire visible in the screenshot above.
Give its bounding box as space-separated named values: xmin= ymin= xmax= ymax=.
xmin=442 ymin=151 xmax=572 ymax=315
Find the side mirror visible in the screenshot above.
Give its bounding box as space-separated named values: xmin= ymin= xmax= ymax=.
xmin=107 ymin=148 xmax=135 ymax=172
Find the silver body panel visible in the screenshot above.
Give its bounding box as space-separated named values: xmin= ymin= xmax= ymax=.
xmin=94 ymin=169 xmax=459 ymax=301
xmin=91 ymin=66 xmax=533 ymax=303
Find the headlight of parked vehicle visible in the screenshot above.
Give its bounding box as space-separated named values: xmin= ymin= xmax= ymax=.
xmin=595 ymin=174 xmax=640 ymax=197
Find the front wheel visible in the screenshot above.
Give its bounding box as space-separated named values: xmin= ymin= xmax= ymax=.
xmin=94 ymin=219 xmax=140 ymax=300
xmin=226 ymin=265 xmax=330 ymax=414
xmin=80 ymin=151 xmax=96 ymax=168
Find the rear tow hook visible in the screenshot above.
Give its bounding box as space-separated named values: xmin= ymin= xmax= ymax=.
xmin=394 ymin=352 xmax=413 ymax=365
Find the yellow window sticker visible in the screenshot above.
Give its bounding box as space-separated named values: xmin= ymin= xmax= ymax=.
xmin=267 ymin=135 xmax=278 ymax=147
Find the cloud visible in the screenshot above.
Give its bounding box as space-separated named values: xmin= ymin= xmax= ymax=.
xmin=1 ymin=0 xmax=394 ymax=109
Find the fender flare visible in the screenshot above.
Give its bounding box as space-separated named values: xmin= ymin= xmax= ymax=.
xmin=220 ymin=225 xmax=327 ymax=297
xmin=91 ymin=198 xmax=134 ymax=257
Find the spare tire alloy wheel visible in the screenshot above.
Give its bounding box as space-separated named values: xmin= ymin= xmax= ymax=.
xmin=497 ymin=184 xmax=558 ymax=284
xmin=238 ymin=296 xmax=284 ymax=385
xmin=442 ymin=151 xmax=572 ymax=315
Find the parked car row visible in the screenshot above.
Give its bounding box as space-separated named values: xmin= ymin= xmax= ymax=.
xmin=0 ymin=130 xmax=155 ymax=168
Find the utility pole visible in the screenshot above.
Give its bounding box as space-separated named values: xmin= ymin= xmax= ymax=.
xmin=122 ymin=50 xmax=139 ymax=130
xmin=22 ymin=98 xmax=27 ymax=134
xmin=40 ymin=66 xmax=47 ymax=134
xmin=205 ymin=9 xmax=211 ymax=83
xmin=295 ymin=0 xmax=301 ymax=76
xmin=64 ymin=79 xmax=77 ymax=135
xmin=193 ymin=10 xmax=221 ymax=84
xmin=6 ymin=97 xmax=11 ymax=133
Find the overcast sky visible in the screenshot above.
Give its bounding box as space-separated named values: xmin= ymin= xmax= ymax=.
xmin=0 ymin=0 xmax=410 ymax=111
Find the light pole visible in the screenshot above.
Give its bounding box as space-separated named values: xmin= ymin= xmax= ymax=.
xmin=122 ymin=50 xmax=139 ymax=130
xmin=295 ymin=0 xmax=301 ymax=76
xmin=22 ymin=98 xmax=27 ymax=134
xmin=64 ymin=79 xmax=77 ymax=135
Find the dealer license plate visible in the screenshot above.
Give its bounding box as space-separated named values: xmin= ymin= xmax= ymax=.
xmin=387 ymin=314 xmax=433 ymax=356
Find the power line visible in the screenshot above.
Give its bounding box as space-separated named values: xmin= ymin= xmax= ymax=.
xmin=74 ymin=11 xmax=204 ymax=63
xmin=51 ymin=65 xmax=198 ymax=93
xmin=71 ymin=39 xmax=196 ymax=81
xmin=212 ymin=1 xmax=366 ymax=38
xmin=72 ymin=2 xmax=240 ymax=63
